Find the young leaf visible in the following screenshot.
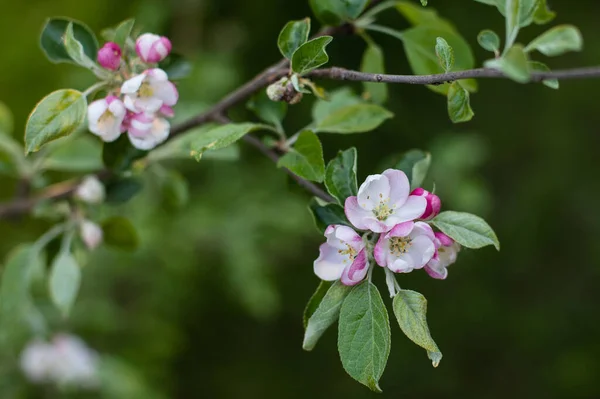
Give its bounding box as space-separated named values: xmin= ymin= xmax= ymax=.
xmin=278 ymin=18 xmax=311 ymax=60
xmin=435 ymin=37 xmax=454 ymax=72
xmin=484 ymin=44 xmax=530 ymax=83
xmin=325 ymin=148 xmax=358 ymax=205
xmin=421 ymin=0 xmax=428 ymax=5
xmin=447 ymin=82 xmax=474 ymax=123
xmin=303 ymin=281 xmax=352 ymax=351
xmin=394 ymin=149 xmax=431 ymax=190
xmin=191 ymin=123 xmax=267 ymax=160
xmin=477 ymin=29 xmax=501 ymax=53
xmin=533 ymin=0 xmax=555 ymax=25
xmin=113 ymin=19 xmax=135 ymax=49
xmin=395 ymin=1 xmax=455 ymax=32
xmin=338 ymin=282 xmax=391 ymax=393
xmin=528 ymin=61 xmax=559 ymax=89
xmin=64 ymin=23 xmax=98 ymax=70
xmin=505 ymin=0 xmax=521 ymax=49
xmin=432 ymin=211 xmax=500 ymax=250
xmin=360 ymin=44 xmax=388 ymax=104
xmin=304 ymin=281 xmax=333 ymax=328
xmin=247 ymin=91 xmax=287 ymax=128
xmin=312 ymin=88 xmax=362 ymax=122
xmin=315 ymin=104 xmax=393 ymax=134
xmin=278 ymin=131 xmax=325 ymax=182
xmin=49 ymin=251 xmax=81 ymax=317
xmin=25 ymin=89 xmax=87 ymax=154
xmin=393 ymin=290 xmax=442 ymax=367
xmin=524 ymin=25 xmax=583 ymax=56
xmin=291 ymin=36 xmax=333 ymax=75
xmin=309 ymin=0 xmax=369 ymax=26
xmin=308 ymin=199 xmax=350 ymax=233
xmin=101 ymin=216 xmax=139 ymax=251
xmin=40 ymin=18 xmax=98 ymax=64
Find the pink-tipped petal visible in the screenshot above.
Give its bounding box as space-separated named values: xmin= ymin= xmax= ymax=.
xmin=388 ymin=221 xmax=415 ymax=238
xmin=341 ymin=249 xmax=368 ymax=286
xmin=435 ymin=232 xmax=454 ymax=247
xmin=313 ymin=243 xmax=346 ymax=281
xmin=344 ymin=196 xmax=372 ymax=231
xmin=424 ymin=264 xmax=448 ymax=280
xmin=374 ymin=235 xmax=388 ymax=267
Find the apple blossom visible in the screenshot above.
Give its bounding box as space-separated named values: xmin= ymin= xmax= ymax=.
xmin=374 ymin=221 xmax=436 ymax=274
xmin=20 ymin=340 xmax=56 ymax=383
xmin=127 ymin=112 xmax=170 ymax=150
xmin=411 ymin=188 xmax=441 ymax=220
xmin=97 ymin=42 xmax=121 ymax=70
xmin=135 ymin=33 xmax=172 ymax=63
xmin=87 ymin=95 xmax=127 ymax=142
xmin=75 ymin=175 xmax=105 ymax=204
xmin=313 ymin=225 xmax=369 ymax=286
xmin=425 ymin=232 xmax=461 ymax=280
xmin=80 ymin=220 xmax=103 ymax=250
xmin=345 ymin=169 xmax=427 ymax=233
xmin=121 ymin=68 xmax=178 ymax=113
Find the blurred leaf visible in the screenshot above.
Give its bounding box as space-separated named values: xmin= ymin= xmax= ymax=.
xmin=0 ymin=245 xmax=43 ymax=320
xmin=247 ymin=91 xmax=287 ymax=128
xmin=315 ymin=104 xmax=393 ymax=134
xmin=278 ymin=18 xmax=311 ymax=59
xmin=278 ymin=131 xmax=325 ymax=182
xmin=103 ymin=134 xmax=147 ymax=172
xmin=309 ymin=0 xmax=368 ymax=25
xmin=533 ymin=0 xmax=555 ymax=24
xmin=524 ymin=25 xmax=583 ymax=56
xmin=106 ymin=177 xmax=144 ymax=204
xmin=303 ymin=281 xmax=333 ymax=328
xmin=435 ymin=37 xmax=454 ymax=72
xmin=303 ymin=281 xmax=351 ymax=351
xmin=528 ymin=61 xmax=559 ymax=89
xmin=0 ymin=101 xmax=14 ymax=134
xmin=312 ymin=88 xmax=362 ymax=122
xmin=40 ymin=17 xmax=98 ymax=64
xmin=338 ymin=282 xmax=390 ymax=393
xmin=161 ymin=170 xmax=189 ymax=209
xmin=41 ymin=135 xmax=103 ymax=172
xmin=113 ymin=19 xmax=135 ymax=49
xmin=476 ymin=0 xmax=544 ymax=28
xmin=505 ymin=0 xmax=521 ymax=48
xmin=393 ymin=290 xmax=442 ymax=367
xmin=477 ymin=29 xmax=501 ymax=53
xmin=0 ymin=132 xmax=26 ymax=176
xmin=485 ymin=44 xmax=530 ymax=83
xmin=159 ymin=53 xmax=192 ymax=80
xmin=308 ymin=198 xmax=350 ymax=233
xmin=360 ymin=43 xmax=388 ymax=104
xmin=291 ymin=36 xmax=334 ymax=75
xmin=101 ymin=216 xmax=139 ymax=251
xmin=325 ymin=147 xmax=358 ymax=205
xmin=432 ymin=211 xmax=500 ymax=250
xmin=396 ymin=1 xmax=455 ymax=32
xmin=25 ymin=89 xmax=87 ymax=154
xmin=191 ymin=123 xmax=267 ymax=160
xmin=447 ymin=82 xmax=474 ymax=123
xmin=394 ymin=149 xmax=431 ymax=190
xmin=49 ymin=251 xmax=80 ymax=317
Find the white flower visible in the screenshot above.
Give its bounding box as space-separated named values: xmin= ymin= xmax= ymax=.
xmin=345 ymin=169 xmax=427 ymax=233
xmin=20 ymin=340 xmax=56 ymax=383
xmin=127 ymin=112 xmax=170 ymax=150
xmin=135 ymin=33 xmax=172 ymax=63
xmin=424 ymin=232 xmax=461 ymax=280
xmin=87 ymin=95 xmax=126 ymax=142
xmin=75 ymin=175 xmax=105 ymax=204
xmin=80 ymin=220 xmax=103 ymax=250
xmin=121 ymin=68 xmax=178 ymax=113
xmin=374 ymin=221 xmax=436 ymax=274
xmin=313 ymin=225 xmax=368 ymax=286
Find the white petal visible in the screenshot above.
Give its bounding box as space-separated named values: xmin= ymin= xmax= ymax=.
xmin=314 ymin=243 xmax=347 ymax=281
xmin=146 ymin=68 xmax=169 ymax=82
xmin=153 ymin=81 xmax=178 ymax=106
xmin=121 ymin=73 xmax=146 ymax=94
xmin=407 ymin=235 xmax=436 ymax=269
xmin=357 ymin=174 xmax=390 ymax=210
xmin=390 ymin=195 xmax=427 ymax=224
xmin=87 ymin=100 xmax=108 ymax=124
xmin=383 ymin=169 xmax=410 ymax=207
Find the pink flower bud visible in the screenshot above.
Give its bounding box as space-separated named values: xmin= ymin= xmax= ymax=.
xmin=410 ymin=188 xmax=441 ymax=220
xmin=97 ymin=42 xmax=121 ymax=70
xmin=135 ymin=33 xmax=172 ymax=63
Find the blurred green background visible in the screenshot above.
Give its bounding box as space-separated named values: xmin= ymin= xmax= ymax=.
xmin=1 ymin=0 xmax=600 ymax=397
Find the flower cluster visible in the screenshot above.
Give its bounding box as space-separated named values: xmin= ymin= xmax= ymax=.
xmin=20 ymin=334 xmax=99 ymax=389
xmin=314 ymin=169 xmax=460 ymax=288
xmin=88 ymin=33 xmax=178 ymax=150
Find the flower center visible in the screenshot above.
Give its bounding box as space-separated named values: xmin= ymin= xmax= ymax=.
xmin=138 ymin=81 xmax=154 ymax=98
xmin=97 ymin=110 xmax=115 ymax=130
xmin=374 ymin=201 xmax=393 ymax=221
xmin=389 ymin=237 xmax=412 ymax=256
xmin=338 ymin=244 xmax=358 ymax=263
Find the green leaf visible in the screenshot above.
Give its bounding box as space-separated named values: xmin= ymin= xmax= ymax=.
xmin=303 ymin=281 xmax=352 ymax=351
xmin=360 ymin=43 xmax=388 ymax=104
xmin=432 ymin=210 xmax=500 ymax=250
xmin=315 ymin=104 xmax=393 ymax=134
xmin=101 ymin=216 xmax=139 ymax=251
xmin=0 ymin=101 xmax=14 ymax=134
xmin=524 ymin=25 xmax=583 ymax=56
xmin=41 ymin=135 xmax=103 ymax=172
xmin=278 ymin=18 xmax=311 ymax=60
xmin=303 ymin=281 xmax=333 ymax=328
xmin=435 ymin=37 xmax=454 ymax=72
xmin=247 ymin=91 xmax=287 ymax=128
xmin=479 ymin=0 xmax=552 ymax=27
xmin=40 ymin=18 xmax=98 ymax=64
xmin=162 ymin=170 xmax=190 ymax=209
xmin=396 ymin=1 xmax=455 ymax=32
xmin=278 ymin=131 xmax=325 ymax=182
xmin=447 ymin=82 xmax=474 ymax=123
xmin=308 ymin=198 xmax=349 ymax=233
xmin=105 ymin=177 xmax=143 ymax=204
xmin=49 ymin=251 xmax=81 ymax=317
xmin=158 ymin=53 xmax=192 ymax=80
xmin=191 ymin=123 xmax=267 ymax=160
xmin=421 ymin=0 xmax=428 ymax=5
xmin=309 ymin=0 xmax=369 ymax=25
xmin=325 ymin=148 xmax=358 ymax=205
xmin=533 ymin=0 xmax=555 ymax=25
xmin=393 ymin=290 xmax=442 ymax=367
xmin=477 ymin=29 xmax=501 ymax=53
xmin=25 ymin=89 xmax=87 ymax=154
xmin=338 ymin=282 xmax=390 ymax=393
xmin=312 ymin=88 xmax=362 ymax=123
xmin=64 ymin=23 xmax=98 ymax=70
xmin=394 ymin=149 xmax=431 ymax=190
xmin=113 ymin=19 xmax=135 ymax=49
xmin=505 ymin=0 xmax=521 ymax=49
xmin=528 ymin=61 xmax=559 ymax=89
xmin=102 ymin=134 xmax=147 ymax=172
xmin=291 ymin=36 xmax=334 ymax=76
xmin=485 ymin=44 xmax=530 ymax=83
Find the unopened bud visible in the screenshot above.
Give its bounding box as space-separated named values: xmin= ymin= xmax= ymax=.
xmin=97 ymin=42 xmax=122 ymax=71
xmin=80 ymin=220 xmax=103 ymax=250
xmin=75 ymin=176 xmax=105 ymax=204
xmin=411 ymin=188 xmax=441 ymax=220
xmin=135 ymin=33 xmax=172 ymax=63
xmin=266 ymin=78 xmax=288 ymax=102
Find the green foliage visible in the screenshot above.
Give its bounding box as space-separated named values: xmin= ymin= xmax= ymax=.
xmin=303 ymin=280 xmax=332 ymax=327
xmin=524 ymin=25 xmax=583 ymax=56
xmin=505 ymin=0 xmax=521 ymax=49
xmin=394 ymin=149 xmax=431 ymax=190
xmin=528 ymin=61 xmax=559 ymax=89
xmin=40 ymin=17 xmax=98 ymax=64
xmin=41 ymin=135 xmax=103 ymax=172
xmin=338 ymin=282 xmax=390 ymax=392
xmin=278 ymin=130 xmax=325 ymax=182
xmin=278 ymin=18 xmax=311 ymax=60
xmin=101 ymin=217 xmax=139 ymax=251
xmin=113 ymin=18 xmax=135 ymax=49
xmin=191 ymin=123 xmax=268 ymax=160
xmin=105 ymin=177 xmax=144 ymax=204
xmin=324 ymin=148 xmax=358 ymax=205
xmin=432 ymin=211 xmax=500 ymax=250
xmin=435 ymin=37 xmax=454 ymax=72
xmin=312 ymin=88 xmax=361 ymax=122
xmin=309 ymin=0 xmax=369 ymax=26
xmin=303 ymin=281 xmax=351 ymax=351
xmin=49 ymin=250 xmax=81 ymax=317
xmin=161 ymin=170 xmax=190 ymax=209
xmin=477 ymin=29 xmax=501 ymax=53
xmin=247 ymin=91 xmax=287 ymax=130
xmin=360 ymin=43 xmax=388 ymax=104
xmin=24 ymin=89 xmax=87 ymax=154
xmin=447 ymin=82 xmax=474 ymax=123
xmin=103 ymin=134 xmax=147 ymax=172
xmin=291 ymin=36 xmax=334 ymax=75
xmin=308 ymin=199 xmax=349 ymax=233
xmin=159 ymin=54 xmax=193 ymax=80
xmin=393 ymin=290 xmax=442 ymax=367
xmin=64 ymin=22 xmax=100 ymax=72
xmin=485 ymin=44 xmax=530 ymax=83
xmin=315 ymin=104 xmax=393 ymax=134
xmin=475 ymin=0 xmax=556 ymax=27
